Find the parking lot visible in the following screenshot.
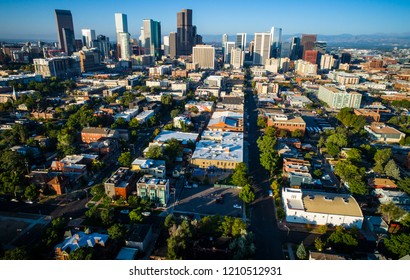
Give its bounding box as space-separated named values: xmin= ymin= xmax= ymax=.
xmin=173 ymin=186 xmax=243 ymax=217
xmin=0 ymin=212 xmax=51 ymax=249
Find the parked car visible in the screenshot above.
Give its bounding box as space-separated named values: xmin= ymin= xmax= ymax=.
xmin=233 ymin=204 xmax=242 ymax=209
xmin=120 ymin=209 xmax=130 ymax=214
xmin=141 ymin=212 xmax=151 ymax=217
xmin=268 ymin=190 xmax=273 ymax=197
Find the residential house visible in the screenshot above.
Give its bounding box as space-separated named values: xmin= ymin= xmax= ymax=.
xmin=81 ymin=127 xmax=119 ymax=144
xmin=125 ymin=224 xmax=153 ymax=252
xmin=47 ymin=175 xmax=70 ymax=195
xmin=136 ymin=175 xmax=170 ymax=206
xmin=131 ymin=158 xmax=166 ymax=179
xmin=104 ymin=167 xmax=137 ymax=199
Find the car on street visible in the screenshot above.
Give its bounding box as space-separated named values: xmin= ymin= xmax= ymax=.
xmin=233 ymin=204 xmax=242 ymax=209
xmin=120 ymin=209 xmax=130 ymax=214
xmin=141 ymin=212 xmax=151 ymax=217
xmin=268 ymin=190 xmax=273 ymax=197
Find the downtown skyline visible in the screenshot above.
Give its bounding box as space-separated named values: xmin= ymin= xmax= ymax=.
xmin=0 ymin=0 xmax=410 ymax=41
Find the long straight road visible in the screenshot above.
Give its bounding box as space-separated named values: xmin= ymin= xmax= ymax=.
xmin=244 ymin=89 xmax=284 ymax=260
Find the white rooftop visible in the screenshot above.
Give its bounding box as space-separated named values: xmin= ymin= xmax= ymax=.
xmin=192 ymin=131 xmax=243 ymax=162
xmin=154 ymin=130 xmax=198 ymax=144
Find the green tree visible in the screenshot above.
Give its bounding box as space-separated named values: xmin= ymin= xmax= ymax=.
xmin=313 ymin=169 xmax=323 ymax=178
xmin=164 ymin=138 xmax=183 ymax=163
xmin=108 ymin=224 xmax=127 ymax=240
xmin=129 ymin=118 xmax=140 ymax=129
xmin=314 ymin=237 xmax=326 ymax=252
xmin=378 ymin=202 xmax=406 ymax=224
xmin=384 ymin=233 xmax=410 ymax=259
xmin=100 ymin=208 xmax=114 ymax=226
xmin=231 ymin=163 xmax=249 ymax=187
xmin=397 ymin=177 xmax=410 ymax=195
xmin=291 ymin=129 xmax=304 ymax=139
xmin=118 ymin=152 xmax=132 ymax=167
xmin=163 ymin=123 xmax=173 ymax=130
xmin=146 ymin=145 xmax=163 ymax=159
xmin=189 ymin=106 xmax=199 ymax=114
xmin=229 ymin=231 xmax=255 ymax=259
xmin=296 ymin=242 xmax=307 ymax=259
xmin=239 ymin=184 xmax=255 ymax=204
xmin=257 ymin=129 xmax=279 ymax=176
xmin=24 ymin=184 xmax=38 ymax=200
xmin=69 ymin=247 xmax=94 ymax=260
xmin=346 ymin=148 xmax=362 ymax=163
xmin=271 ymin=180 xmax=280 ymax=198
xmin=325 ymin=132 xmax=348 ymax=157
xmin=334 ymin=161 xmax=367 ymax=195
xmin=373 ymin=149 xmax=392 ymax=173
xmin=90 ymin=184 xmax=104 ymax=197
xmin=129 ymin=209 xmax=144 ymax=223
xmin=164 ymin=214 xmax=176 ymax=228
xmin=161 ymin=94 xmax=173 ymax=106
xmin=384 ymin=160 xmax=401 ymax=180
xmin=2 ymin=247 xmax=28 ymax=260
xmin=278 ymin=129 xmax=288 ymax=138
xmin=166 ymin=220 xmax=193 ymax=259
xmin=327 ymin=226 xmax=358 ymax=252
xmin=257 ymin=116 xmax=267 ymax=128
xmin=220 ymin=217 xmax=246 ymax=238
xmin=170 ymin=109 xmax=180 ymax=119
xmin=111 ymin=117 xmax=128 ymax=129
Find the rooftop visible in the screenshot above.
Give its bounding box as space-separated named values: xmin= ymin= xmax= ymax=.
xmin=105 ymin=167 xmax=135 ymax=188
xmin=192 ymin=131 xmax=243 ymax=162
xmin=367 ymin=123 xmax=404 ymax=135
xmin=302 ymin=191 xmax=363 ymax=217
xmin=154 ymin=130 xmax=199 ymax=144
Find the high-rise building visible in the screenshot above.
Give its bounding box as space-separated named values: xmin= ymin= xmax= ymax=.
xmin=265 ymin=58 xmax=280 ymax=73
xmin=169 ymin=32 xmax=177 ymax=58
xmin=230 ymin=48 xmax=245 ymax=69
xmin=295 ymin=59 xmax=317 ymax=76
xmin=177 ymin=9 xmax=195 ymax=56
xmin=236 ymin=33 xmax=246 ymax=51
xmin=270 ymin=27 xmax=282 ymax=58
xmin=55 ymin=9 xmax=76 ymax=55
xmin=314 ymin=41 xmax=327 ymax=54
xmin=163 ymin=35 xmax=170 ymax=56
xmin=304 ymin=50 xmax=319 ymax=65
xmin=96 ymin=35 xmax=110 ymax=60
xmin=34 ymin=56 xmax=80 ymax=79
xmin=115 ymin=13 xmax=131 ymax=60
xmin=320 ymin=54 xmax=335 ymax=70
xmin=224 ymin=41 xmax=235 ymax=64
xmin=253 ymin=32 xmax=271 ymax=65
xmin=81 ymin=29 xmax=96 ymax=49
xmin=280 ymin=42 xmax=291 ymax=58
xmin=290 ymin=37 xmax=300 ymax=60
xmin=193 ymin=45 xmax=215 ymax=69
xmin=117 ymin=32 xmax=131 ymax=60
xmin=341 ymin=52 xmax=352 ymax=64
xmin=115 ymin=13 xmax=128 ymax=33
xmin=301 ymin=34 xmax=317 ymax=59
xmin=281 ymin=57 xmax=290 ymax=73
xmin=222 ymin=33 xmax=229 ymax=53
xmin=318 ymin=86 xmax=362 ymax=109
xmin=142 ymin=19 xmax=161 ymax=59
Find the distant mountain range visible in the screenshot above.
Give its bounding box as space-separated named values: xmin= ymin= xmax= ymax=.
xmin=202 ymin=33 xmax=410 ymax=49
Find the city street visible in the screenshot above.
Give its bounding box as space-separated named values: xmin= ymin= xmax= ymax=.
xmin=245 ymin=89 xmax=284 ymax=260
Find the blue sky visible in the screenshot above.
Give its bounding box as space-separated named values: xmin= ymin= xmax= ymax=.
xmin=0 ymin=0 xmax=409 ymax=41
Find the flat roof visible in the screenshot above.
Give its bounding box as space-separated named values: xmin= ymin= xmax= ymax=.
xmin=368 ymin=123 xmax=403 ymax=135
xmin=302 ymin=191 xmax=363 ymax=217
xmin=154 ymin=130 xmax=199 ymax=144
xmin=192 ymin=131 xmax=243 ymax=162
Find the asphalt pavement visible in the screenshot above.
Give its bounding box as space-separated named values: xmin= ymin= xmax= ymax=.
xmin=245 ymin=90 xmax=284 ymax=260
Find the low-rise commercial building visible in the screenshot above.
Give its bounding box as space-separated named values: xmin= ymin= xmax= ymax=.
xmin=267 ymin=114 xmax=306 ymax=135
xmin=191 ymin=131 xmax=243 ymax=171
xmin=282 ymin=188 xmax=364 ymax=229
xmin=364 ymin=123 xmax=405 ymax=143
xmin=131 ymin=158 xmax=166 ymax=179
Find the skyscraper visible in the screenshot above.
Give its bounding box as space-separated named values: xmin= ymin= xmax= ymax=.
xmin=280 ymin=42 xmax=291 ymax=58
xmin=163 ymin=35 xmax=170 ymax=56
xmin=314 ymin=41 xmax=327 ymax=54
xmin=301 ymin=34 xmax=317 ymax=60
xmin=177 ymin=9 xmax=195 ymax=56
xmin=115 ymin=13 xmax=131 ymax=60
xmin=230 ymin=48 xmax=245 ymax=69
xmin=115 ymin=13 xmax=128 ymax=33
xmin=290 ymin=37 xmax=300 ymax=60
xmin=253 ymin=32 xmax=271 ymax=65
xmin=169 ymin=32 xmax=177 ymax=58
xmin=55 ymin=9 xmax=76 ymax=55
xmin=222 ymin=33 xmax=228 ymax=55
xmin=270 ymin=27 xmax=282 ymax=58
xmin=142 ymin=19 xmax=161 ymax=59
xmin=193 ymin=45 xmax=215 ymax=69
xmin=224 ymin=41 xmax=235 ymax=64
xmin=81 ymin=29 xmax=96 ymax=49
xmin=96 ymin=35 xmax=110 ymax=60
xmin=236 ymin=33 xmax=247 ymax=51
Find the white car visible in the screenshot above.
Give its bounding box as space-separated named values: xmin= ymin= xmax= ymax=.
xmin=233 ymin=204 xmax=242 ymax=209
xmin=192 ymin=183 xmax=198 ymax=188
xmin=141 ymin=212 xmax=151 ymax=217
